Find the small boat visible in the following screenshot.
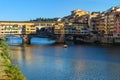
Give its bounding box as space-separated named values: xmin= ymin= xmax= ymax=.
xmin=63 ymin=44 xmax=68 ymax=48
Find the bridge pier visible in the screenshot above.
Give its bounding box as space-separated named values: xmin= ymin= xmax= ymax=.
xmin=73 ymin=36 xmax=77 ymax=41
xmin=55 ymin=34 xmax=65 ymax=43
xmin=27 ymin=37 xmax=31 ymax=44
xmin=20 ymin=35 xmax=30 ymax=44
xmin=3 ymin=33 xmax=56 ymax=45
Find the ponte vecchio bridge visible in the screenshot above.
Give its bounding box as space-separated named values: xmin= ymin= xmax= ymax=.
xmin=0 ymin=21 xmax=56 ymax=44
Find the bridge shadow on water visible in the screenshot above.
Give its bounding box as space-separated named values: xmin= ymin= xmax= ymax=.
xmin=6 ymin=36 xmax=56 ymax=46
xmin=30 ymin=37 xmax=56 ymax=45
xmin=6 ymin=36 xmax=23 ymax=46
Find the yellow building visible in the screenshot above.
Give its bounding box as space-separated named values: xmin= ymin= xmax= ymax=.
xmin=54 ymin=22 xmax=65 ymax=34
xmin=0 ymin=21 xmax=27 ymax=35
xmin=62 ymin=9 xmax=90 ymax=24
xmin=25 ymin=24 xmax=36 ymax=34
xmin=0 ymin=21 xmax=55 ymax=35
xmin=71 ymin=9 xmax=89 ymax=17
xmin=92 ymin=13 xmax=107 ymax=34
xmin=35 ymin=22 xmax=55 ymax=30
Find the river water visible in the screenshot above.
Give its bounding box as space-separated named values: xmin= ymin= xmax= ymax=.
xmin=7 ymin=38 xmax=120 ymax=80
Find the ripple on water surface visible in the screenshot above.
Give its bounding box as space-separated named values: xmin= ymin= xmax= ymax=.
xmin=13 ymin=57 xmax=120 ymax=80
xmin=10 ymin=45 xmax=120 ymax=80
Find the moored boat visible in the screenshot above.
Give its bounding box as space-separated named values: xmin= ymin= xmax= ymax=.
xmin=63 ymin=44 xmax=68 ymax=48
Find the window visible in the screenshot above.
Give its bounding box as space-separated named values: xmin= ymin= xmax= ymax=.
xmin=41 ymin=24 xmax=45 ymax=26
xmin=35 ymin=24 xmax=39 ymax=26
xmin=47 ymin=24 xmax=51 ymax=26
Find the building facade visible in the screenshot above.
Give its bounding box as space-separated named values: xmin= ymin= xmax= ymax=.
xmin=55 ymin=9 xmax=90 ymax=35
xmin=54 ymin=22 xmax=65 ymax=34
xmin=91 ymin=6 xmax=120 ymax=38
xmin=104 ymin=7 xmax=120 ymax=39
xmin=0 ymin=21 xmax=55 ymax=36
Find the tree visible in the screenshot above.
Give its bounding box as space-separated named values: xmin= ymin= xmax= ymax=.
xmin=30 ymin=17 xmax=59 ymax=22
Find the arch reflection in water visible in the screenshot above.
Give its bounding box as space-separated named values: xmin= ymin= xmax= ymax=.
xmin=6 ymin=36 xmax=23 ymax=45
xmin=30 ymin=38 xmax=56 ymax=45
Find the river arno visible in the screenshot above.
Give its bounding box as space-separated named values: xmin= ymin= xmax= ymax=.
xmin=10 ymin=44 xmax=120 ymax=80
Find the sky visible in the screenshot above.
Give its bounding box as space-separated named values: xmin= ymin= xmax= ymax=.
xmin=0 ymin=0 xmax=119 ymax=21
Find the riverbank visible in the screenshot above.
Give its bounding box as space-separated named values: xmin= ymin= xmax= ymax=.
xmin=0 ymin=38 xmax=26 ymax=80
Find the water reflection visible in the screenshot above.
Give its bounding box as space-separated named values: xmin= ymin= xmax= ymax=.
xmin=6 ymin=37 xmax=56 ymax=45
xmin=10 ymin=44 xmax=120 ymax=80
xmin=6 ymin=36 xmax=22 ymax=45
xmin=30 ymin=38 xmax=56 ymax=45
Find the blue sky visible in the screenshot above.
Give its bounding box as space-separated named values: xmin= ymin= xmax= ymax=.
xmin=0 ymin=0 xmax=119 ymax=21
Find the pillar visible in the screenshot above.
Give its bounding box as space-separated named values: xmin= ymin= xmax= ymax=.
xmin=21 ymin=35 xmax=30 ymax=44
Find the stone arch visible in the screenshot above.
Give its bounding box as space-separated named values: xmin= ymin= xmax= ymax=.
xmin=5 ymin=35 xmax=23 ymax=45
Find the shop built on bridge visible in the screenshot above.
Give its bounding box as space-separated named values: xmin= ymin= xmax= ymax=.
xmin=0 ymin=21 xmax=56 ymax=44
xmin=0 ymin=21 xmax=91 ymax=44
